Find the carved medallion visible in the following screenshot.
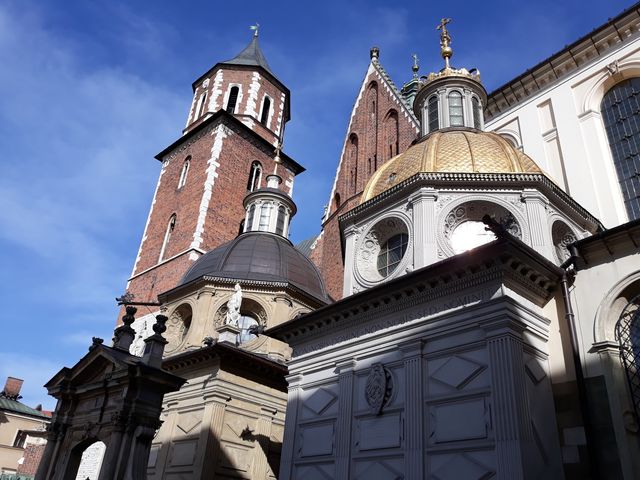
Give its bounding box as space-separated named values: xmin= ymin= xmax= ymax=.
xmin=365 ymin=364 xmax=393 ymax=415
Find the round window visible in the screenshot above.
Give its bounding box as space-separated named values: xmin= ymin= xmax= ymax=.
xmin=356 ymin=216 xmax=410 ymax=284
xmin=377 ymin=233 xmax=408 ymax=277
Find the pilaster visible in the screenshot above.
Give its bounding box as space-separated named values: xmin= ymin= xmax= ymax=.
xmin=343 ymin=225 xmax=359 ymax=297
xmin=520 ymin=189 xmax=551 ymax=258
xmin=484 ymin=318 xmax=533 ymax=480
xmin=279 ymin=374 xmax=303 ymax=480
xmin=408 ymin=188 xmax=438 ymax=268
xmin=335 ymin=359 xmax=356 ymax=478
xmin=400 ymin=340 xmax=424 ymax=480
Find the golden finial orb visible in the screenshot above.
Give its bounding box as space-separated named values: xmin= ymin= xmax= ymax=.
xmin=436 ymin=17 xmax=453 ymax=69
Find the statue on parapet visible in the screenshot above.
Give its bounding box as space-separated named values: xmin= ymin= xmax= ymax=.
xmin=225 ymin=283 xmax=243 ymax=327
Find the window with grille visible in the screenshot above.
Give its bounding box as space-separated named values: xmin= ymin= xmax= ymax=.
xmin=276 ymin=206 xmax=286 ymax=235
xmin=428 ymin=96 xmax=439 ymax=132
xmin=615 ymin=294 xmax=640 ymax=419
xmin=376 ymin=233 xmax=408 ymax=277
xmin=448 ymin=91 xmax=464 ymax=127
xmin=258 ymin=203 xmax=272 ymax=231
xmin=602 ymin=78 xmax=640 ymax=220
xmin=472 ymin=96 xmax=482 ymax=129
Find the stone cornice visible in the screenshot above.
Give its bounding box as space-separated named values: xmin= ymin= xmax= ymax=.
xmin=155 ymin=109 xmax=304 ymax=174
xmin=485 ymin=3 xmax=640 ymax=120
xmin=338 ymin=172 xmax=603 ymax=233
xmin=162 ymin=343 xmax=288 ymax=392
xmin=267 ymin=237 xmax=563 ymax=353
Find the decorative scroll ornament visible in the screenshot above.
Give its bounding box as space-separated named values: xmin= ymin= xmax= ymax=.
xmin=365 ymin=364 xmax=393 ymax=415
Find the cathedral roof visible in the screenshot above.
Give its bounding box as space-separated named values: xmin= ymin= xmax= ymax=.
xmin=361 ymin=128 xmax=543 ymax=202
xmin=179 ymin=232 xmax=329 ymax=303
xmin=221 ymin=35 xmax=274 ymax=76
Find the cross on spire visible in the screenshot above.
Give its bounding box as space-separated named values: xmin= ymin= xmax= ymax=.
xmin=436 ymin=17 xmax=453 ymax=68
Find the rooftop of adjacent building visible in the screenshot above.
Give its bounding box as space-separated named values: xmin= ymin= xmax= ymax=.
xmin=0 ymin=377 xmax=51 ymax=420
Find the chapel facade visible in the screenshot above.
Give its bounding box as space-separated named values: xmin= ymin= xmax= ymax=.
xmin=35 ymin=5 xmax=640 ymax=480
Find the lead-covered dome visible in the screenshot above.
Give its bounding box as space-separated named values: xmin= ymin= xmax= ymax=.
xmin=361 ymin=128 xmax=543 ymax=202
xmin=180 ymin=232 xmax=329 ymax=302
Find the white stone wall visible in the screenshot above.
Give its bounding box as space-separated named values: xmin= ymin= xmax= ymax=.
xmin=486 ymin=37 xmax=640 ymax=228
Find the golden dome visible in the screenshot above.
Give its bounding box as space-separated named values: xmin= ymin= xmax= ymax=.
xmin=361 ymin=129 xmax=543 ymax=202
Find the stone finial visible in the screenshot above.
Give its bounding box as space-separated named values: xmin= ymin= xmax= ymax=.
xmin=412 ymin=53 xmax=419 ymax=78
xmin=370 ymin=46 xmax=380 ymax=61
xmin=112 ymin=306 xmax=137 ymax=352
xmin=89 ymin=337 xmax=104 ymax=351
xmin=142 ymin=314 xmax=169 ymax=368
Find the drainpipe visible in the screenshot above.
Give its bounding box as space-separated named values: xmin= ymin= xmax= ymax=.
xmin=560 ymin=249 xmax=600 ymax=477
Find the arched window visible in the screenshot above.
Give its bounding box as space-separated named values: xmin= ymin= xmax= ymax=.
xmin=177 ymin=157 xmax=190 ymax=189
xmin=247 ymin=161 xmax=262 ymax=192
xmin=246 ymin=204 xmax=256 ymax=231
xmin=428 ymin=96 xmax=439 ymax=132
xmin=602 ymin=78 xmax=640 ymax=220
xmin=472 ymin=97 xmax=482 ymax=129
xmin=616 ymin=294 xmax=640 ymax=418
xmin=197 ymin=92 xmax=208 ymax=118
xmin=260 ymin=97 xmax=271 ymax=126
xmin=226 ymin=86 xmax=239 ymax=114
xmin=448 ymin=91 xmax=464 ymax=126
xmin=258 ymin=203 xmax=272 ymax=231
xmin=334 ymin=192 xmax=341 ymax=210
xmin=276 ymin=205 xmax=286 ymax=235
xmin=384 ymin=110 xmax=399 ymax=159
xmin=238 ymin=220 xmax=245 ymax=235
xmin=348 ymin=134 xmax=358 ymax=194
xmin=159 ymin=214 xmax=176 ymax=262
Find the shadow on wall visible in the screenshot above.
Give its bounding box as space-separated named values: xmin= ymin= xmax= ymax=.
xmin=148 ymin=424 xmax=282 ymax=478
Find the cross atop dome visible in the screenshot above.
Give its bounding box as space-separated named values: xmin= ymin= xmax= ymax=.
xmin=437 ymin=17 xmax=453 ymax=69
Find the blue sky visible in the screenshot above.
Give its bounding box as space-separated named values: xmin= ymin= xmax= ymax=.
xmin=0 ymin=0 xmax=633 ymax=408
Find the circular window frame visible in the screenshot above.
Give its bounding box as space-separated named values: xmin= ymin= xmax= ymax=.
xmin=354 ymin=214 xmax=412 ymax=287
xmin=437 ymin=198 xmax=525 ymax=258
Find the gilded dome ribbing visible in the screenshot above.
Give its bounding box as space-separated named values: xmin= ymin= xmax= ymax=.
xmin=361 ymin=129 xmax=543 ymax=202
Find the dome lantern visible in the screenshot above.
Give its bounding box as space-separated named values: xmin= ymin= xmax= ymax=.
xmin=414 ymin=18 xmax=487 ymax=136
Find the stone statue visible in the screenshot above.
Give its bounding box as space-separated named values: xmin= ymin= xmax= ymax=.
xmin=225 ymin=284 xmax=243 ymax=327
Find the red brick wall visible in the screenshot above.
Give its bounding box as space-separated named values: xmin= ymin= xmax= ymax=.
xmin=186 ymin=67 xmax=286 ymax=146
xmin=315 ymin=66 xmax=418 ymax=299
xmin=125 ymin=117 xmax=295 ymax=313
xmin=17 ymin=443 xmax=45 ymax=476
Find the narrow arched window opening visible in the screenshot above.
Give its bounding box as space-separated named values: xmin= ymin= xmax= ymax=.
xmin=448 ymin=91 xmax=464 ymax=127
xmin=428 ymin=96 xmax=439 ymax=133
xmin=238 ymin=220 xmax=245 ymax=235
xmin=178 ymin=157 xmax=190 ymax=189
xmin=159 ymin=214 xmax=176 ymax=262
xmin=197 ymin=92 xmax=208 ymax=118
xmin=334 ymin=192 xmax=341 ymax=210
xmin=247 ymin=161 xmax=262 ymax=192
xmin=472 ymin=97 xmax=482 ymax=129
xmin=227 ymin=86 xmax=239 ymax=114
xmin=258 ymin=203 xmax=272 ymax=231
xmin=276 ymin=205 xmax=286 ymax=235
xmin=260 ymin=97 xmax=271 ymax=126
xmin=246 ymin=205 xmax=256 ymax=231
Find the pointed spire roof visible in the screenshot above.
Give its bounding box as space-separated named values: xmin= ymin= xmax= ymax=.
xmin=222 ymin=35 xmax=274 ymax=76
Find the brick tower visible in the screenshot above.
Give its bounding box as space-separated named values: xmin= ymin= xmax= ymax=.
xmin=310 ymin=48 xmax=420 ymax=299
xmin=122 ymin=31 xmax=304 ymax=324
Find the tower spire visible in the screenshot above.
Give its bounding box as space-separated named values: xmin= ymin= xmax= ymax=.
xmin=436 ymin=17 xmax=453 ymax=69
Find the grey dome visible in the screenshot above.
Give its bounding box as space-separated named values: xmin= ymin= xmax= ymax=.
xmin=180 ymin=232 xmax=329 ymax=302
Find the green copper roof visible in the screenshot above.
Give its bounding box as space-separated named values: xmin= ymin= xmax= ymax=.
xmin=222 ymin=35 xmax=274 ymax=76
xmin=0 ymin=397 xmax=50 ymax=419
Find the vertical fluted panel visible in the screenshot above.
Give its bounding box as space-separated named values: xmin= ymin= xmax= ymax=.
xmin=335 ymin=369 xmax=354 ymax=478
xmin=487 ymin=333 xmax=533 ymax=480
xmin=404 ymin=355 xmax=424 ymax=480
xmin=279 ymin=382 xmax=301 ymax=480
xmin=251 ymin=410 xmax=273 ymax=479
